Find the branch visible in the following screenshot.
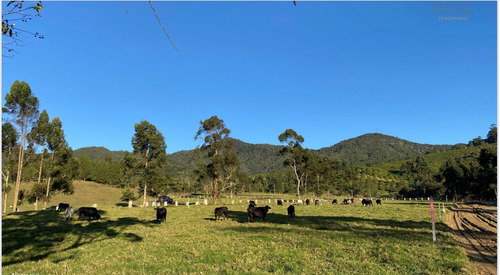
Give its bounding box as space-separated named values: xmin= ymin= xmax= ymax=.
xmin=149 ymin=1 xmax=180 ymax=56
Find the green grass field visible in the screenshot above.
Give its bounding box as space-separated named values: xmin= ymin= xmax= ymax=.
xmin=2 ymin=182 xmax=474 ymax=274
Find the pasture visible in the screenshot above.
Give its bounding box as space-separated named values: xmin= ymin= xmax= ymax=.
xmin=2 ymin=184 xmax=474 ymax=274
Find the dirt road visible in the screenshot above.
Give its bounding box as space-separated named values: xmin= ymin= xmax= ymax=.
xmin=446 ymin=203 xmax=497 ymax=275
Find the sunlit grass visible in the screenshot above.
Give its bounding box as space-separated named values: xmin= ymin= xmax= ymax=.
xmin=3 ymin=190 xmax=474 ymax=274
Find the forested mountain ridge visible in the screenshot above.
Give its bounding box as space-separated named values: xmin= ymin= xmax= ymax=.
xmin=74 ymin=133 xmax=452 ymax=175
xmin=316 ymin=133 xmax=452 ymax=165
xmin=73 ymin=146 xmax=127 ymax=161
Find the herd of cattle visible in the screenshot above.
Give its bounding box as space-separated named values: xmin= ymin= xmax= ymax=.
xmin=57 ymin=197 xmax=382 ymax=224
xmin=56 ymin=203 xmax=101 ymax=221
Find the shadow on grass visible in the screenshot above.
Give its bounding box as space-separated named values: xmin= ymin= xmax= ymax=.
xmin=115 ymin=203 xmax=138 ymax=207
xmin=2 ymin=210 xmax=151 ymax=267
xmin=226 ymin=209 xmax=449 ymax=240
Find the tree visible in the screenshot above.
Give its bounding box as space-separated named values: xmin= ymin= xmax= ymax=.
xmin=131 ymin=120 xmax=167 ymax=207
xmin=121 ymin=188 xmax=137 ymax=202
xmin=2 ymin=1 xmax=44 ymax=57
xmin=440 ymin=159 xmax=465 ymax=201
xmin=29 ymin=109 xmax=50 ymax=209
xmin=278 ymin=129 xmax=308 ymax=199
xmin=194 ymin=115 xmax=238 ymax=204
xmin=3 ymin=80 xmax=39 ymax=212
xmin=78 ymin=154 xmax=93 ymax=181
xmin=2 ymin=122 xmax=18 ymax=213
xmin=43 ymin=117 xmax=74 ymax=209
xmin=478 ymin=146 xmax=497 ymax=199
xmin=486 ymin=124 xmax=497 ymax=144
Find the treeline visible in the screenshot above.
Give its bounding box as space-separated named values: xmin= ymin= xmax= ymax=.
xmin=62 ymin=126 xmax=497 ymax=202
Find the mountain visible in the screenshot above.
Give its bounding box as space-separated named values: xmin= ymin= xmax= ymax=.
xmin=73 ymin=146 xmax=127 ymax=162
xmin=73 ymin=133 xmax=452 ymax=175
xmin=316 ymin=133 xmax=451 ymax=165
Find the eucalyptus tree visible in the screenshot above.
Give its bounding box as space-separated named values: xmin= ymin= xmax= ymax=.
xmin=194 ymin=116 xmax=239 ymax=204
xmin=43 ymin=117 xmax=72 ymax=209
xmin=31 ymin=110 xmax=50 ymax=183
xmin=3 ymin=80 xmax=39 ymax=211
xmin=131 ymin=120 xmax=167 ymax=207
xmin=2 ymin=122 xmax=18 ymax=213
xmin=278 ymin=129 xmax=308 ymax=199
xmin=307 ymin=153 xmax=334 ymax=197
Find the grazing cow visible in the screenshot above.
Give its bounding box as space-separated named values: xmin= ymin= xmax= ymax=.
xmin=277 ymin=200 xmax=283 ymax=206
xmin=332 ymin=199 xmax=338 ymax=205
xmin=314 ymin=199 xmax=320 ymax=206
xmin=249 ymin=200 xmax=257 ymax=208
xmin=63 ymin=206 xmax=75 ymax=221
xmin=155 ymin=207 xmax=167 ymax=223
xmin=78 ymin=207 xmax=100 ymax=221
xmin=214 ymin=207 xmax=228 ymax=221
xmin=351 ymin=198 xmax=355 ymax=204
xmin=57 ymin=203 xmax=70 ymax=212
xmin=297 ymin=199 xmax=303 ymax=205
xmin=362 ymin=199 xmax=373 ymax=206
xmin=287 ymin=205 xmax=295 ymax=218
xmin=305 ymin=199 xmax=310 ymax=205
xmin=376 ymin=199 xmax=382 ymax=206
xmin=342 ymin=199 xmax=351 ymax=205
xmin=247 ymin=205 xmax=271 ymax=222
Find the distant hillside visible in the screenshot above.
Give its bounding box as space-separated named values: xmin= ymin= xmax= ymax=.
xmin=317 ymin=133 xmax=451 ymax=166
xmin=371 ymin=143 xmax=484 ymax=174
xmin=165 ymin=139 xmax=287 ymax=176
xmin=73 ymin=146 xmax=127 ymax=162
xmin=74 ymin=133 xmax=453 ymax=175
xmin=231 ymin=139 xmax=286 ymax=174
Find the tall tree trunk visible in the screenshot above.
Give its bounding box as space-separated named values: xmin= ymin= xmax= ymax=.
xmin=213 ymin=170 xmax=218 ymax=205
xmin=143 ymin=158 xmax=149 ymax=207
xmin=143 ymin=183 xmax=148 ymax=207
xmin=3 ymin=192 xmax=8 ymax=213
xmin=37 ymin=141 xmax=45 ymax=184
xmin=44 ymin=152 xmax=55 ymax=210
xmin=3 ymin=170 xmax=10 ymax=213
xmin=291 ymin=163 xmax=301 ymax=200
xmin=13 ymin=117 xmax=27 ymax=212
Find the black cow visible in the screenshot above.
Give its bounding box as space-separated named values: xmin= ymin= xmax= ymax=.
xmin=332 ymin=199 xmax=338 ymax=205
xmin=305 ymin=199 xmax=310 ymax=205
xmin=155 ymin=207 xmax=167 ymax=223
xmin=247 ymin=205 xmax=271 ymax=222
xmin=314 ymin=199 xmax=320 ymax=206
xmin=287 ymin=205 xmax=295 ymax=218
xmin=63 ymin=206 xmax=75 ymax=221
xmin=78 ymin=207 xmax=100 ymax=221
xmin=214 ymin=207 xmax=228 ymax=221
xmin=57 ymin=203 xmax=70 ymax=212
xmin=277 ymin=200 xmax=283 ymax=206
xmin=362 ymin=199 xmax=373 ymax=206
xmin=342 ymin=199 xmax=351 ymax=205
xmin=376 ymin=199 xmax=382 ymax=206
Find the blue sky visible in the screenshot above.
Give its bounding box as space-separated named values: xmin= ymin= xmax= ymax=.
xmin=2 ymin=1 xmax=497 ymax=154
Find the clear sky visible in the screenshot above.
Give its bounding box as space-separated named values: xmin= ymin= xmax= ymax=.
xmin=2 ymin=1 xmax=497 ymax=154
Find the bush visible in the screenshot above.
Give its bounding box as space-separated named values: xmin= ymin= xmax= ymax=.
xmin=121 ymin=188 xmax=136 ymax=202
